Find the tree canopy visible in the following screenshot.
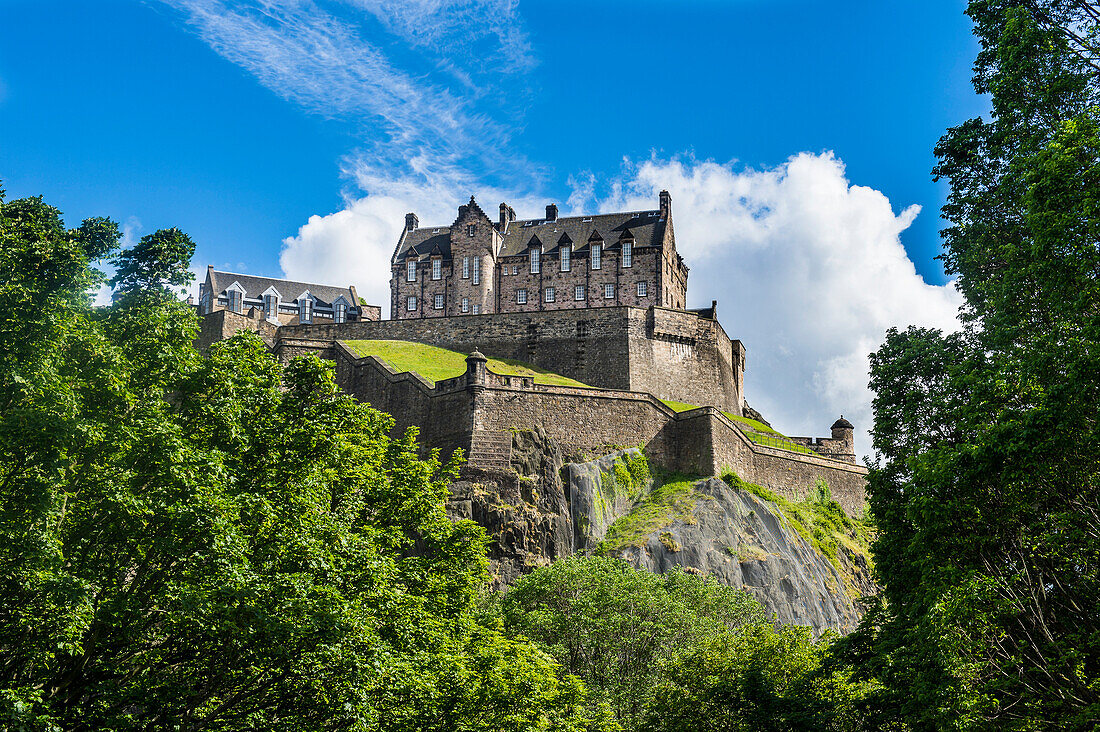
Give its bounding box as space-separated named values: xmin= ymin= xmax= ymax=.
xmin=849 ymin=1 xmax=1100 ymax=728
xmin=0 ymin=189 xmax=598 ymax=731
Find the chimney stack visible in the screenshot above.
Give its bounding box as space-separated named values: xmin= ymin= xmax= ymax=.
xmin=500 ymin=202 xmax=508 ymax=229
xmin=546 ymin=203 xmax=558 ymax=222
xmin=659 ymin=190 xmax=672 ymax=219
xmin=405 ymin=213 xmax=419 ymax=232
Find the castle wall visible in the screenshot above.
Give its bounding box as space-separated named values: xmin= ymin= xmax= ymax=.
xmin=194 ymin=309 xmax=279 ymax=352
xmin=625 ymin=307 xmax=743 ymax=415
xmin=328 ymin=345 xmax=866 ymax=515
xmin=276 ymin=305 xmax=741 ymax=413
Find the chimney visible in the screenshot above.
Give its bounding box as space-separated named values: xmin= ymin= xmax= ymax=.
xmin=405 ymin=213 xmax=419 ymax=232
xmin=546 ymin=203 xmax=558 ymax=222
xmin=500 ymin=202 xmax=509 ymax=228
xmin=659 ymin=190 xmax=672 ymax=219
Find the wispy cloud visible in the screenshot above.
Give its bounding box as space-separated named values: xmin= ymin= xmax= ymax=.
xmin=156 ymin=0 xmax=535 ymax=180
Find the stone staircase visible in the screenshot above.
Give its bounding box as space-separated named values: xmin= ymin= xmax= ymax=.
xmin=467 ymin=430 xmax=513 ymax=471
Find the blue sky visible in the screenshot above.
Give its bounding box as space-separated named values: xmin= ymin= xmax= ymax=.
xmin=0 ymin=0 xmax=985 ymax=451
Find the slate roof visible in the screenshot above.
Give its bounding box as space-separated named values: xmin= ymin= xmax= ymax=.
xmin=207 ymin=268 xmax=358 ymax=309
xmin=394 ymin=210 xmax=668 ymax=261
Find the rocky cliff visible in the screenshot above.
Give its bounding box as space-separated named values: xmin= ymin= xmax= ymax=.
xmin=447 ymin=429 xmax=874 ymax=633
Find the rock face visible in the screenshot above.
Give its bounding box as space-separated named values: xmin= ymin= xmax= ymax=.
xmin=562 ymin=448 xmax=652 ymax=554
xmin=447 ymin=427 xmax=573 ymax=587
xmin=614 ymin=478 xmax=873 ymax=634
xmin=448 ymin=434 xmax=873 ymax=633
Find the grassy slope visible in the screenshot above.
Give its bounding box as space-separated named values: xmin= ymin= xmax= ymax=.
xmin=342 ymin=339 xmax=590 ymax=388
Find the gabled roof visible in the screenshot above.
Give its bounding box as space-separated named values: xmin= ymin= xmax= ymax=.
xmin=393 ymin=209 xmax=667 ymax=261
xmin=206 ymin=268 xmax=359 ymax=310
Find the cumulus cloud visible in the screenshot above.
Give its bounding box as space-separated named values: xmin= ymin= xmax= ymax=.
xmin=588 ymin=153 xmax=963 ymax=455
xmin=283 ymin=153 xmax=962 ymax=457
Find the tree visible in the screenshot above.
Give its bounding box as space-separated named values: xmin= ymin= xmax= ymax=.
xmin=501 ymin=557 xmax=768 ymax=730
xmin=109 ymin=226 xmax=195 ymax=296
xmin=853 ymin=2 xmax=1100 ymax=729
xmin=0 ymin=191 xmax=598 ymax=731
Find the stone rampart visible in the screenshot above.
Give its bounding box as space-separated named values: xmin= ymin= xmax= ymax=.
xmin=276 ymin=305 xmax=742 ymax=413
xmin=194 ymin=309 xmax=280 ymax=351
xmin=329 ymin=344 xmax=867 ymax=515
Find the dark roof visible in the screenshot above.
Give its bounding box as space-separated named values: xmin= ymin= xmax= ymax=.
xmin=207 ymin=269 xmax=357 ymax=309
xmin=831 ymin=417 xmax=854 ymax=430
xmin=394 ymin=209 xmax=668 ymax=261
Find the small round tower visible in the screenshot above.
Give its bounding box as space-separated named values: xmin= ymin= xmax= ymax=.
xmin=830 ymin=416 xmax=855 ymax=460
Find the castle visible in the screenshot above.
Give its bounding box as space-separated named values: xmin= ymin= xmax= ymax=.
xmin=195 ymin=192 xmax=868 ymax=515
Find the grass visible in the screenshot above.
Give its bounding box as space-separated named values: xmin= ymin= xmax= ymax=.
xmin=659 ymin=400 xmax=820 ymax=456
xmin=598 ymin=474 xmax=701 ymax=552
xmin=341 ymin=340 xmax=590 ymax=388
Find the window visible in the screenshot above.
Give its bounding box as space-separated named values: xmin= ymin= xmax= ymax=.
xmin=604 ymin=283 xmax=615 ymax=299
xmin=591 ymin=244 xmax=601 ymax=269
xmin=200 ymin=291 xmax=212 ymax=315
xmin=462 ymin=256 xmax=470 ymax=279
xmin=433 ymin=294 xmax=444 ymax=309
xmin=622 ymin=241 xmax=632 ymax=267
xmin=334 ymin=301 xmax=347 ymax=323
xmin=636 ymin=281 xmax=648 ymax=297
xmin=517 ymin=289 xmax=528 ymax=304
xmin=407 ymin=260 xmax=417 ymax=282
xmin=574 ymin=284 xmax=586 ymax=301
xmin=461 ymin=297 xmax=470 ymax=313
xmin=512 ymin=265 xmax=518 ymax=275
xmin=299 ymin=296 xmax=313 ymax=323
xmin=472 ymin=304 xmax=480 ymax=314
xmin=466 ymin=224 xmax=476 ymax=237
xmin=407 ymin=296 xmax=418 ymax=311
xmin=544 ymin=286 xmax=555 ymax=303
xmin=432 ymin=258 xmax=441 ymax=280
xmin=560 ymin=247 xmax=570 ymax=271
xmin=529 ymin=248 xmax=540 ymax=274
xmin=473 ymin=257 xmax=480 ymax=285
xmin=228 ymin=289 xmax=242 ymax=313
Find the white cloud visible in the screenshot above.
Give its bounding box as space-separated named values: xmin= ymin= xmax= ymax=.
xmin=588 ymin=153 xmax=963 ymax=456
xmin=281 ymin=153 xmax=962 ymax=458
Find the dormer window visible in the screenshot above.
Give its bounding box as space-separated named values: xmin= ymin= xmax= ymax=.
xmin=560 ymin=247 xmax=570 ymax=271
xmin=622 ymin=241 xmax=632 ymax=268
xmin=407 ymin=260 xmax=417 ymax=282
xmin=299 ymin=296 xmax=313 ymax=323
xmin=227 ymin=290 xmax=242 ymax=313
xmin=334 ymin=301 xmax=347 ymax=324
xmin=264 ymin=294 xmax=278 ymax=320
xmin=591 ymin=244 xmax=602 ymax=270
xmin=431 ymin=258 xmax=441 ymax=280
xmin=529 ymin=248 xmax=540 ymax=274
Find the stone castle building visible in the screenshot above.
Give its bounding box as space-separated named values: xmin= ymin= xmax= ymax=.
xmin=391 ymin=192 xmax=687 ymax=319
xmin=194 ymin=191 xmax=867 ymax=516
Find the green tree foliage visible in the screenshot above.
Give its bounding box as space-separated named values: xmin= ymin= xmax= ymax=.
xmin=0 ymin=190 xmax=598 ymax=731
xmin=501 ymin=557 xmax=768 ymax=729
xmin=853 ymin=1 xmax=1100 ymax=728
xmin=645 ymin=623 xmax=876 ymax=732
xmin=109 ymin=226 xmax=196 ymax=296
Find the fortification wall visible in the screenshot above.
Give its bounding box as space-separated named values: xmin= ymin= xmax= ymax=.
xmin=330 ymin=345 xmax=866 ymax=515
xmin=194 ymin=309 xmax=279 ymax=351
xmin=275 ymin=305 xmax=740 ymax=412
